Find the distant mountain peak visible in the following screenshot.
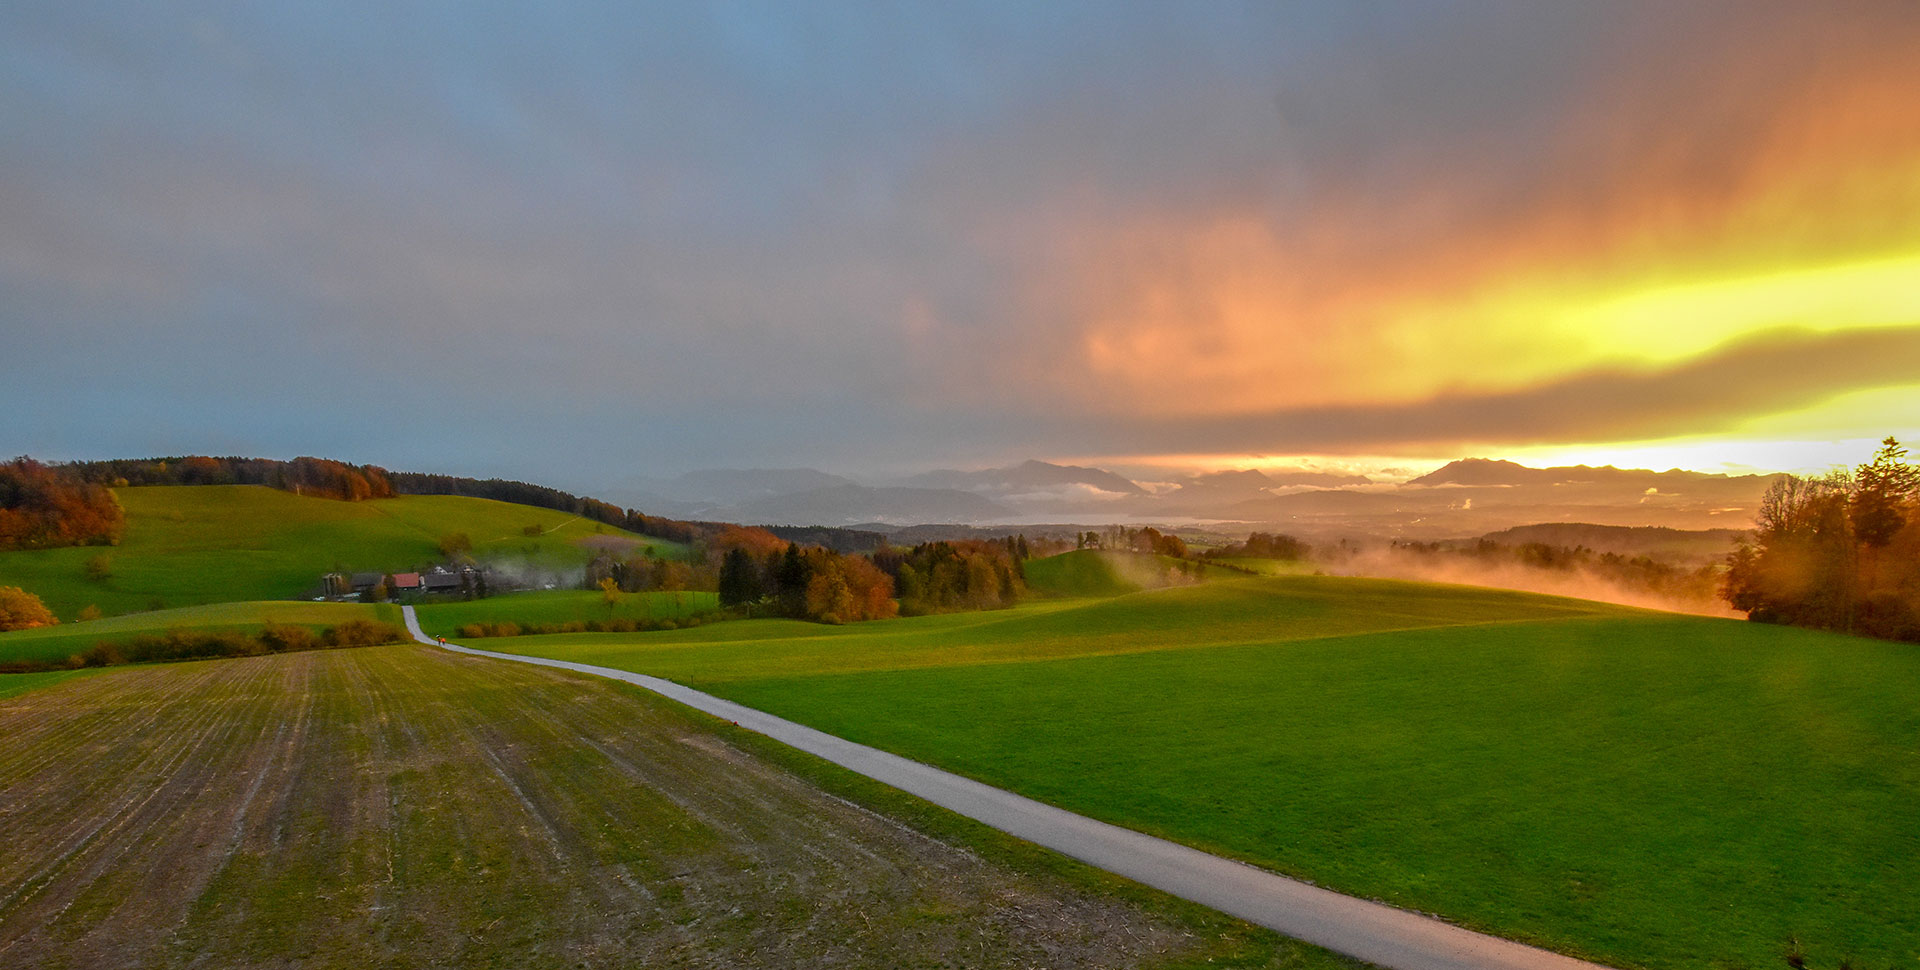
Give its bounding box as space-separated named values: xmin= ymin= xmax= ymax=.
xmin=906 ymin=459 xmax=1147 ymax=496
xmin=1408 ymin=458 xmax=1761 ymax=488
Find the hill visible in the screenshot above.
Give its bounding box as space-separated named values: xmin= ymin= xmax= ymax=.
xmin=487 ymin=575 xmax=1920 ymax=970
xmin=0 ymin=485 xmax=686 ymax=620
xmin=1408 ymin=458 xmax=1751 ymax=487
xmin=906 ymin=459 xmax=1149 ymax=498
xmin=1474 ymin=523 xmax=1748 ymax=565
xmin=1023 ymin=550 xmax=1209 ymax=598
xmin=737 ymin=483 xmax=1011 ymax=526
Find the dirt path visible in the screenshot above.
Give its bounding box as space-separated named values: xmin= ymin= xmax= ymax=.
xmin=407 ymin=606 xmax=1616 ymax=970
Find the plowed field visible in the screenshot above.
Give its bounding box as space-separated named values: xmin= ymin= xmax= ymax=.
xmin=0 ymin=645 xmax=1288 ymax=969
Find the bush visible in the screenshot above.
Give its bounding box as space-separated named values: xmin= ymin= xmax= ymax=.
xmin=323 ymin=619 xmax=405 ymax=648
xmin=258 ymin=623 xmax=320 ymax=653
xmin=0 ymin=586 xmax=57 ymax=631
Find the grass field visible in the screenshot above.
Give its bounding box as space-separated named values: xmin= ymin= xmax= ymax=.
xmin=492 ymin=574 xmax=1920 ymax=970
xmin=1024 ymin=549 xmax=1216 ymax=598
xmin=484 ymin=574 xmax=1612 ymax=683
xmin=1211 ymin=556 xmax=1321 ymax=577
xmin=1023 ymin=549 xmax=1144 ymax=597
xmin=0 ymin=600 xmax=398 ymax=666
xmin=0 ymin=644 xmax=1361 ymax=970
xmin=0 ymin=485 xmax=687 ymax=620
xmin=413 ymin=589 xmax=721 ymax=637
xmin=0 ymin=667 xmax=107 ymax=700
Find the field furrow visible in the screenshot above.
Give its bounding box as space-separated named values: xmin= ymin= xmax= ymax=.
xmin=0 ymin=644 xmax=1335 ymax=969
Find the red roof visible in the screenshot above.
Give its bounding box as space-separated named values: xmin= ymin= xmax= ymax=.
xmin=390 ymin=572 xmax=423 ymax=588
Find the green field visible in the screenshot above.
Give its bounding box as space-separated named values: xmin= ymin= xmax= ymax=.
xmin=414 ymin=589 xmax=721 ymax=636
xmin=483 ymin=574 xmax=1609 ymax=683
xmin=0 ymin=643 xmax=1359 ymax=969
xmin=0 ymin=485 xmax=687 ymax=620
xmin=0 ymin=667 xmax=107 ymax=700
xmin=1210 ymin=556 xmax=1321 ymax=577
xmin=0 ymin=600 xmax=400 ymax=666
xmin=490 ymin=574 xmax=1920 ymax=970
xmin=1024 ymin=549 xmax=1215 ymax=597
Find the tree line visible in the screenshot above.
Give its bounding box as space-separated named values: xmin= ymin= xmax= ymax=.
xmin=0 ymin=618 xmax=405 ymax=675
xmin=35 ymin=454 xmax=733 ymax=549
xmin=1385 ymin=537 xmax=1721 ymax=604
xmin=874 ymin=538 xmax=1028 ymax=615
xmin=1 ymin=458 xmax=126 ymax=550
xmin=1204 ymin=531 xmax=1312 ymax=561
xmin=1074 ymin=526 xmax=1188 ymax=558
xmin=715 ymin=537 xmax=1036 ymax=622
xmin=70 ymin=455 xmax=396 ymax=501
xmin=1723 ymin=437 xmax=1920 ymax=641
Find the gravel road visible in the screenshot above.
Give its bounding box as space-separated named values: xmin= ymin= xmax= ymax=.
xmin=405 ymin=606 xmax=1616 ymax=970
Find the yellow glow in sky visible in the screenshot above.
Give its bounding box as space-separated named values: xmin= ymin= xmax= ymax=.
xmin=1551 ymin=252 xmax=1920 ymax=365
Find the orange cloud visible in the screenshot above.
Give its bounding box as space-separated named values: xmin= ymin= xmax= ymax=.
xmin=968 ymin=4 xmax=1920 ymax=442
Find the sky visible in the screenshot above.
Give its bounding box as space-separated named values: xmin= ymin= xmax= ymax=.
xmin=4 ymin=1 xmax=1918 ymax=491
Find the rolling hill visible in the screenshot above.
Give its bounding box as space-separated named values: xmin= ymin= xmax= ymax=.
xmin=0 ymin=485 xmax=687 ymax=620
xmin=484 ymin=573 xmax=1920 ymax=970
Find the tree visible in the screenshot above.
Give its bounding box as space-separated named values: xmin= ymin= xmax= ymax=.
xmin=718 ymin=548 xmax=763 ymax=607
xmin=437 ymin=532 xmax=474 ymax=559
xmin=84 ymin=553 xmax=113 ymax=582
xmin=1724 ymin=439 xmax=1920 ymax=640
xmin=0 ymin=586 xmax=57 ymax=632
xmin=1851 ymin=437 xmax=1918 ymax=548
xmin=599 ymin=576 xmax=622 ymax=612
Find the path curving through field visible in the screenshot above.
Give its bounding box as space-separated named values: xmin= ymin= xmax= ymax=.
xmin=404 ymin=606 xmax=1616 ymax=970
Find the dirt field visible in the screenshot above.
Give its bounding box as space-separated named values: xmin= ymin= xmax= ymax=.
xmin=0 ymin=645 xmax=1290 ymax=970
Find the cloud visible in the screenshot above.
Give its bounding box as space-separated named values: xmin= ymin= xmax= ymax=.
xmin=3 ymin=3 xmax=1918 ymax=479
xmin=1042 ymin=326 xmax=1920 ymax=456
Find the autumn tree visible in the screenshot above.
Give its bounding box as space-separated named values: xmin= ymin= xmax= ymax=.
xmin=1724 ymin=438 xmax=1920 ymax=640
xmin=0 ymin=586 xmax=57 ymax=632
xmin=0 ymin=458 xmax=126 ymax=550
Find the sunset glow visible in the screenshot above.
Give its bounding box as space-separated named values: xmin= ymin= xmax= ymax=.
xmin=4 ymin=2 xmax=1917 ymax=481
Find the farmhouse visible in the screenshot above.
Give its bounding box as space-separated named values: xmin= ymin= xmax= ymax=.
xmin=422 ymin=570 xmax=461 ymax=594
xmin=389 ymin=572 xmax=423 ymax=594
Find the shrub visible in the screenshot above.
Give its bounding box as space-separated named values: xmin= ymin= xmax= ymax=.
xmin=323 ymin=619 xmax=405 ymax=648
xmin=258 ymin=624 xmax=319 ymax=653
xmin=0 ymin=586 xmax=57 ymax=631
xmin=82 ymin=641 xmax=127 ymax=667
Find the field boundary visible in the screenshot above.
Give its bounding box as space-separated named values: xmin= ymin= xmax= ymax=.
xmin=401 ymin=606 xmax=1615 ymax=970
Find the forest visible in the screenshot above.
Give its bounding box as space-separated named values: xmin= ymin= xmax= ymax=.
xmin=1723 ymin=437 xmax=1920 ymax=642
xmin=1 ymin=458 xmax=126 ymax=550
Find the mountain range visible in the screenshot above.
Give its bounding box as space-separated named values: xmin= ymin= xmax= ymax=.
xmin=609 ymin=458 xmax=1781 ymax=538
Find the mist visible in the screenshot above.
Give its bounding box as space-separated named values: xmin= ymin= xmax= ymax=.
xmin=1319 ymin=545 xmax=1738 ymax=618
